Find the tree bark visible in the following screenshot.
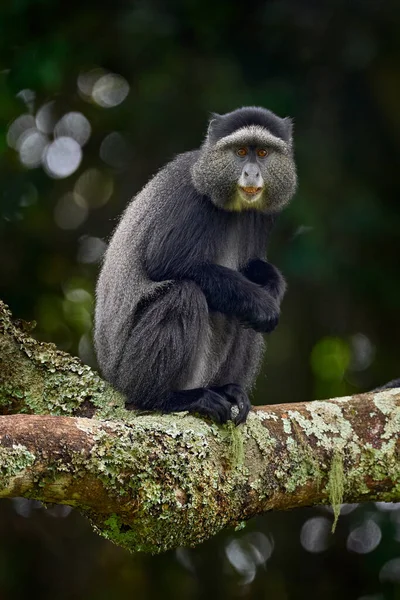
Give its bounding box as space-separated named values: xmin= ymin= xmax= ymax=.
xmin=0 ymin=300 xmax=399 ymax=554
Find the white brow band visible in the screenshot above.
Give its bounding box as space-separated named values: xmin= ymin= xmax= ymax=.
xmin=215 ymin=125 xmax=289 ymax=154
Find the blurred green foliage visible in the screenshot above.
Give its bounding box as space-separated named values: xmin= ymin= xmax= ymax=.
xmin=0 ymin=0 xmax=400 ymax=598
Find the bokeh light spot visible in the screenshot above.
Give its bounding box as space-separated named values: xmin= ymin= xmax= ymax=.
xmin=44 ymin=137 xmax=82 ymax=179
xmin=311 ymin=337 xmax=351 ymax=381
xmin=16 ymin=88 xmax=36 ymax=112
xmin=36 ymin=101 xmax=57 ymax=134
xmin=54 ymin=112 xmax=91 ymax=146
xmin=74 ymin=168 xmax=113 ymax=207
xmin=100 ymin=131 xmax=131 ymax=169
xmin=225 ymin=539 xmax=256 ymax=585
xmin=77 ymin=235 xmax=107 ymax=264
xmin=92 ymin=73 xmax=129 ymax=108
xmin=77 ymin=67 xmax=106 ymax=97
xmin=78 ymin=333 xmax=97 ymax=368
xmin=300 ymin=516 xmax=331 ymax=553
xmin=225 ymin=532 xmax=274 ymax=585
xmin=18 ymin=130 xmax=48 ymax=168
xmin=380 ymin=558 xmax=400 ymax=583
xmin=347 ymin=519 xmax=382 ymax=554
xmin=349 ymin=333 xmax=375 ymax=371
xmin=7 ymin=114 xmax=36 ymax=149
xmin=54 ymin=193 xmax=88 ymax=230
xmin=375 ymin=502 xmax=399 ymax=512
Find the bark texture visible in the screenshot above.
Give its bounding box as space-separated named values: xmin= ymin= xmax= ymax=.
xmin=0 ymin=300 xmax=399 ymax=554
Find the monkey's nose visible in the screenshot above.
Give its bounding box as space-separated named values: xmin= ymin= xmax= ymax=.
xmin=244 ymin=170 xmax=261 ymax=178
xmin=243 ymin=167 xmax=262 ymax=189
xmin=244 ymin=163 xmax=262 ymax=180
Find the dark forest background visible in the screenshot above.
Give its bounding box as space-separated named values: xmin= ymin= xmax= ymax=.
xmin=0 ymin=0 xmax=399 ymax=598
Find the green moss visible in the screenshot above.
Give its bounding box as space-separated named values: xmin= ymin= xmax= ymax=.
xmin=0 ymin=299 xmax=126 ymax=416
xmin=284 ymin=433 xmax=323 ymax=494
xmin=73 ymin=414 xmax=248 ymax=553
xmin=220 ymin=421 xmax=245 ymax=469
xmin=0 ymin=443 xmax=35 ymax=490
xmin=246 ymin=413 xmax=275 ymax=457
xmin=326 ymin=451 xmax=344 ymax=532
xmin=100 ymin=514 xmax=144 ymax=552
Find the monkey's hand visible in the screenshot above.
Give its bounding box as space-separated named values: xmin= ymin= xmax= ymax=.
xmin=242 ymin=259 xmax=286 ymax=303
xmin=238 ymin=286 xmax=280 ymax=334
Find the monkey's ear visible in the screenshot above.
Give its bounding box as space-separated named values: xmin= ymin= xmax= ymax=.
xmin=207 ymin=112 xmax=221 ymax=130
xmin=283 ymin=117 xmax=294 ymax=144
xmin=206 ymin=113 xmax=222 ymax=141
xmin=209 ymin=112 xmax=221 ymax=122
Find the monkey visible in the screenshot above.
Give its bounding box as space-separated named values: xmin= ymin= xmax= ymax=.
xmin=94 ymin=106 xmax=297 ymax=425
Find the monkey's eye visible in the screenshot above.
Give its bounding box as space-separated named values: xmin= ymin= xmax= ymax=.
xmin=236 ymin=147 xmax=248 ymax=157
xmin=257 ymin=148 xmax=269 ymax=158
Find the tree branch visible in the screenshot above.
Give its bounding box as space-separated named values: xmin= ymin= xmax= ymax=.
xmin=0 ymin=300 xmax=399 ymax=554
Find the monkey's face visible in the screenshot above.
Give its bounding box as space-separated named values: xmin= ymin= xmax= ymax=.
xmin=192 ymin=125 xmax=297 ymax=214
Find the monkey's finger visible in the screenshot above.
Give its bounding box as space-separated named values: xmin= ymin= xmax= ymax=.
xmin=217 ymin=384 xmax=251 ymax=425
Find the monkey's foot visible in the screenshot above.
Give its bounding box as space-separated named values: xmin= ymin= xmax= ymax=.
xmin=208 ymin=384 xmax=250 ymax=425
xmin=157 ymin=386 xmax=251 ymax=426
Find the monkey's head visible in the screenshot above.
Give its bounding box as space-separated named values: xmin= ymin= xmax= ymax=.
xmin=191 ymin=107 xmax=297 ymax=213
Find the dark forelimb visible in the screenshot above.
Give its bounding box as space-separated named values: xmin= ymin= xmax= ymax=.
xmin=148 ymin=260 xmax=280 ymax=334
xmin=242 ymin=258 xmax=286 ymax=303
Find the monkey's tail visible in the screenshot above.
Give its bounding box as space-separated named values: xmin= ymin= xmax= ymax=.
xmin=373 ymin=378 xmax=400 ymax=392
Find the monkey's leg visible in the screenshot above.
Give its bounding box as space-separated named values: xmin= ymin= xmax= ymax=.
xmin=212 ymin=326 xmax=265 ymax=394
xmin=116 ymin=282 xmax=248 ymax=425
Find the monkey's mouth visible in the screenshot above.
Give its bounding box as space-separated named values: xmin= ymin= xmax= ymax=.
xmin=239 ymin=186 xmax=263 ymax=201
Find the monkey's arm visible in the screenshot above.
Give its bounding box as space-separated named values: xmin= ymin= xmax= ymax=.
xmin=146 ymin=229 xmax=279 ymax=333
xmin=242 ymin=258 xmax=286 ymax=303
xmin=184 ymin=263 xmax=279 ymax=333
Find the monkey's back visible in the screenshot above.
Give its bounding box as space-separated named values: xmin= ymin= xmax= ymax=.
xmin=94 ymin=157 xmax=187 ymax=380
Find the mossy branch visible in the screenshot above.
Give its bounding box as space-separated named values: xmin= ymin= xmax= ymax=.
xmin=0 ymin=300 xmax=399 ymax=554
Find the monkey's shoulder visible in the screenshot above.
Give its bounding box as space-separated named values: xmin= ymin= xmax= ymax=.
xmin=130 ymin=149 xmax=212 ymax=221
xmin=144 ymin=150 xmax=200 ymax=194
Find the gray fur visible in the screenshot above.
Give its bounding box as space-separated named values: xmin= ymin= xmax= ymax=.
xmin=94 ymin=107 xmax=296 ymax=421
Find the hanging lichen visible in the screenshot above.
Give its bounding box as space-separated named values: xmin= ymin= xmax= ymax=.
xmin=221 ymin=421 xmax=245 ymax=469
xmin=327 ymin=450 xmax=344 ymax=532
